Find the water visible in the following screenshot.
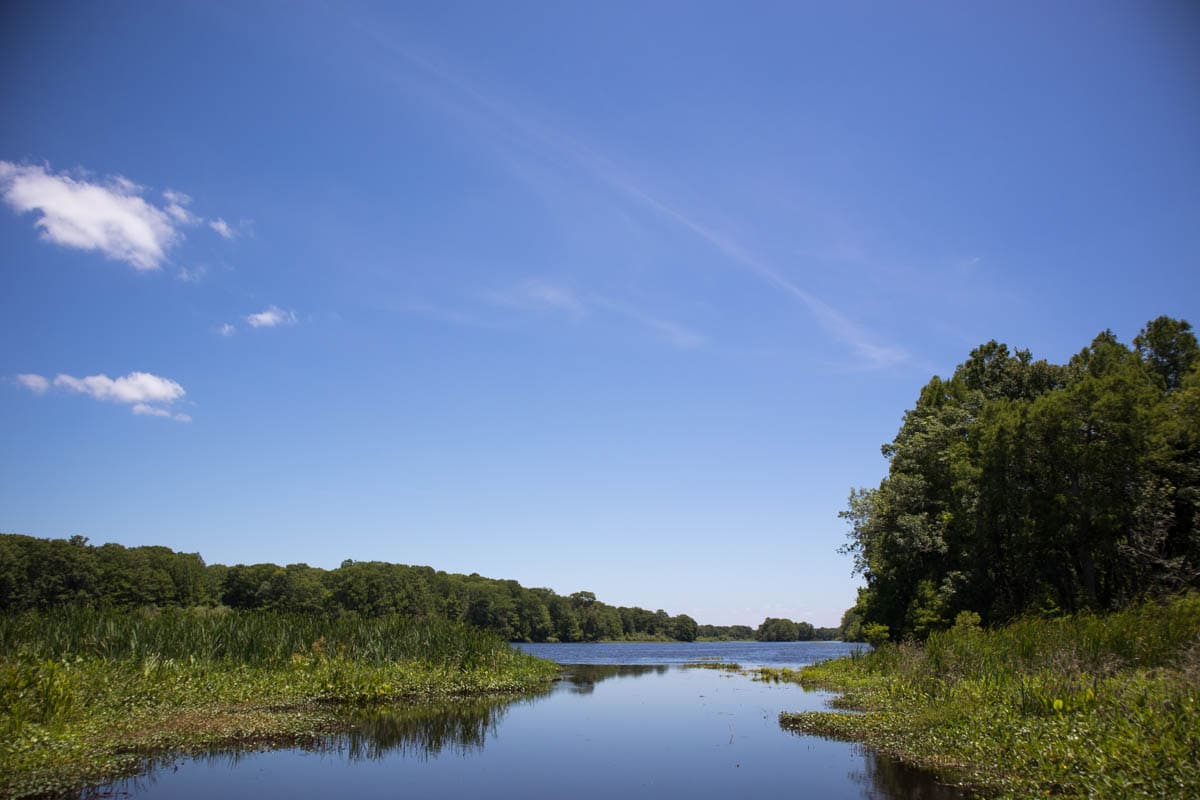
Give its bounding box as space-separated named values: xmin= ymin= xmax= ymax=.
xmin=517 ymin=639 xmax=868 ymax=666
xmin=91 ymin=643 xmax=969 ymax=799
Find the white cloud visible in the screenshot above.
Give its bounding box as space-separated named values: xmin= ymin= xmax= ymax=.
xmin=0 ymin=162 xmax=181 ymax=270
xmin=162 ymin=189 xmax=200 ymax=225
xmin=53 ymin=371 xmax=185 ymax=404
xmin=217 ymin=322 xmax=236 ymax=337
xmin=245 ymin=305 xmax=298 ymax=328
xmin=13 ymin=370 xmax=190 ymax=421
xmin=132 ymin=402 xmax=171 ymax=417
xmin=132 ymin=403 xmax=192 ymax=422
xmin=0 ymin=162 xmax=238 ymax=271
xmin=16 ymin=373 xmax=50 ymax=393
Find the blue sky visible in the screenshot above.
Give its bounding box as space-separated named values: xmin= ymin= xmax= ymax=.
xmin=2 ymin=1 xmax=1197 ymax=626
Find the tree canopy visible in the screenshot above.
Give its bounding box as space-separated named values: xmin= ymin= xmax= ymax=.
xmin=0 ymin=534 xmax=814 ymax=642
xmin=841 ymin=316 xmax=1200 ymax=641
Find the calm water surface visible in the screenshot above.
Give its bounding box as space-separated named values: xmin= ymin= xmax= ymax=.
xmin=93 ymin=643 xmax=969 ymax=799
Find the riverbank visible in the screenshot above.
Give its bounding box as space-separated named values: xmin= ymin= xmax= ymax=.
xmin=766 ymin=594 xmax=1200 ymax=799
xmin=0 ymin=608 xmax=558 ymax=798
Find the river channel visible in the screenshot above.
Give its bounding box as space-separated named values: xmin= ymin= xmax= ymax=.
xmin=91 ymin=642 xmax=968 ymax=799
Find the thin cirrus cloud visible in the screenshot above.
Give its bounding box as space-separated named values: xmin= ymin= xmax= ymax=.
xmin=0 ymin=160 xmax=231 ymax=271
xmin=363 ymin=41 xmax=906 ymax=368
xmin=176 ymin=265 xmax=207 ymax=283
xmin=485 ymin=279 xmax=585 ymax=316
xmin=14 ymin=371 xmax=191 ymax=422
xmin=591 ymin=295 xmax=706 ymax=350
xmin=245 ymin=305 xmax=298 ymax=328
xmin=487 ymin=280 xmax=705 ymax=349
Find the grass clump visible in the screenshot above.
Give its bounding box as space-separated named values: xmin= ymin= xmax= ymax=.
xmin=775 ymin=594 xmax=1200 ymax=799
xmin=681 ymin=659 xmax=743 ymax=671
xmin=0 ymin=608 xmax=558 ymax=798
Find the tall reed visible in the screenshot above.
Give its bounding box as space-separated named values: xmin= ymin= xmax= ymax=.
xmin=0 ymin=607 xmax=520 ymax=668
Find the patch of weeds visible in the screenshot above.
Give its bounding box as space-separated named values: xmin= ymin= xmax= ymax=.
xmin=775 ymin=594 xmax=1200 ymax=799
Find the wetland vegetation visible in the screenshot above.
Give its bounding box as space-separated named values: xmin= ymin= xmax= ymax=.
xmin=0 ymin=608 xmax=556 ymax=798
xmin=798 ymin=316 xmax=1200 ymax=798
xmin=773 ymin=594 xmax=1200 ymax=798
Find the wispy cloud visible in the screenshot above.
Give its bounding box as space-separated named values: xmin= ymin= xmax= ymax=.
xmin=0 ymin=161 xmax=234 ymax=271
xmin=15 ymin=370 xmax=191 ymax=421
xmin=485 ymin=279 xmax=585 ymax=316
xmin=245 ymin=305 xmax=298 ymax=328
xmin=363 ymin=42 xmax=906 ymax=368
xmin=487 ymin=279 xmax=704 ymax=349
xmin=592 ymin=296 xmax=706 ymax=349
xmin=176 ymin=265 xmax=207 ymax=283
xmin=386 ymin=298 xmax=493 ymax=328
xmin=132 ymin=403 xmax=192 ymax=422
xmin=162 ymin=189 xmax=200 ymax=225
xmin=15 ymin=373 xmax=49 ymax=393
xmin=209 ymin=218 xmax=235 ymax=239
xmin=216 ymin=322 xmax=236 ymax=337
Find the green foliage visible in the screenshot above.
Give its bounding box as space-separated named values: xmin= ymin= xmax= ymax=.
xmin=842 ymin=317 xmax=1200 ymax=640
xmin=0 ymin=534 xmax=770 ymax=644
xmin=755 ymin=617 xmax=816 ymax=641
xmin=670 ymin=613 xmax=699 ymax=642
xmin=839 ymin=603 xmax=865 ymax=641
xmin=0 ymin=608 xmax=558 ymax=798
xmin=777 ymin=595 xmax=1200 ymax=799
xmin=952 ymin=610 xmax=981 ymax=631
xmin=861 ymin=623 xmax=891 ymax=647
xmin=696 ymin=624 xmax=756 ymax=641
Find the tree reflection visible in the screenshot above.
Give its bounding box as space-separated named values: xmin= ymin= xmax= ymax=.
xmin=849 ymin=746 xmax=973 ymax=799
xmin=338 ymin=693 xmax=540 ymax=761
xmin=558 ymin=664 xmax=668 ymax=695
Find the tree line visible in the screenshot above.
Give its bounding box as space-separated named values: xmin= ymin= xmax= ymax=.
xmin=0 ymin=533 xmax=837 ymax=642
xmin=841 ymin=316 xmax=1200 ymax=642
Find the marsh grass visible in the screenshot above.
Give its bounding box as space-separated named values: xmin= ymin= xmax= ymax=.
xmin=776 ymin=594 xmax=1200 ymax=799
xmin=680 ymin=659 xmax=743 ymax=671
xmin=0 ymin=608 xmax=558 ymax=798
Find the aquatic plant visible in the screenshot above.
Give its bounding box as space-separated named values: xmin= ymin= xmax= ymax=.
xmin=777 ymin=593 xmax=1200 ymax=799
xmin=0 ymin=608 xmax=558 ymax=798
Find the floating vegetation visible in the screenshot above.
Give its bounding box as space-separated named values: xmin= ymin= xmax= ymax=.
xmin=680 ymin=659 xmax=744 ymax=672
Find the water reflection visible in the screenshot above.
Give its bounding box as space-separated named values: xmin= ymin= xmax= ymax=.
xmin=86 ymin=654 xmax=972 ymax=800
xmin=86 ymin=691 xmax=550 ymax=798
xmin=339 ymin=693 xmax=537 ymax=761
xmin=557 ymin=663 xmax=667 ymax=694
xmin=850 ymin=746 xmax=972 ymax=799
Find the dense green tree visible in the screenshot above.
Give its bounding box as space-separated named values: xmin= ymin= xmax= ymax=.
xmin=839 ymin=604 xmax=864 ymax=642
xmin=0 ymin=533 xmax=775 ymax=643
xmin=670 ymin=614 xmax=698 ymax=642
xmin=756 ymin=617 xmax=801 ymax=641
xmin=842 ymin=317 xmax=1200 ymax=640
